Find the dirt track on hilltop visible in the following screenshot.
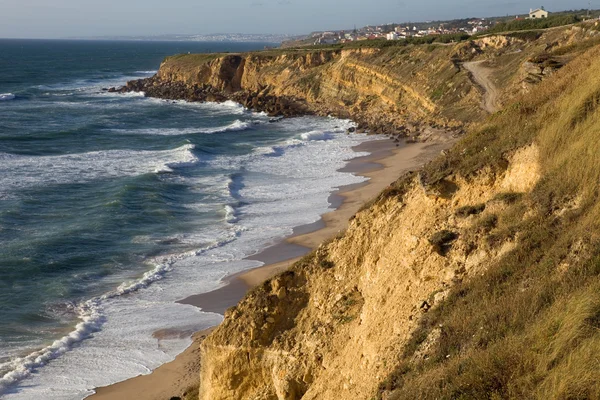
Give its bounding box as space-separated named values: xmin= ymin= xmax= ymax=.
xmin=464 ymin=60 xmax=500 ymax=113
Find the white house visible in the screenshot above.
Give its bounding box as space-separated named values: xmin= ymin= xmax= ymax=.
xmin=386 ymin=32 xmax=399 ymax=40
xmin=529 ymin=7 xmax=549 ymax=19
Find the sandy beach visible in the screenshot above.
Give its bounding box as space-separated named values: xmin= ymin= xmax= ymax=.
xmin=88 ymin=132 xmax=455 ymax=400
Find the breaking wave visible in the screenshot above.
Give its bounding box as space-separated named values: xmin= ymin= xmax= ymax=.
xmin=0 ymin=144 xmax=199 ymax=198
xmin=0 ymin=224 xmax=244 ymax=396
xmin=300 ymin=130 xmax=334 ymax=141
xmin=0 ymin=93 xmax=16 ymax=101
xmin=110 ymin=120 xmax=252 ymax=136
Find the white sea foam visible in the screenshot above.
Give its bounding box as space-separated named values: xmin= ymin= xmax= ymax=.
xmin=1 ymin=116 xmax=376 ymax=400
xmin=0 ymin=144 xmax=199 ymax=198
xmin=35 ymin=72 xmax=152 ymax=95
xmin=163 ymin=99 xmax=248 ymax=115
xmin=214 ymin=100 xmax=245 ymax=110
xmin=0 ymin=93 xmax=16 ymax=101
xmin=0 ymin=300 xmax=103 ymax=395
xmin=203 ymin=119 xmax=251 ymax=134
xmin=300 ymin=130 xmax=333 ymax=141
xmin=0 ymin=231 xmax=241 ymax=397
xmin=110 ymin=120 xmax=252 ymax=137
xmin=110 ymin=91 xmax=146 ymax=98
xmin=252 ymin=128 xmax=337 ymax=157
xmin=224 ymin=205 xmax=238 ymax=223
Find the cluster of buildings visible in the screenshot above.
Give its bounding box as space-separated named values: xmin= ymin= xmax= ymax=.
xmin=312 ymin=20 xmax=486 ymax=45
xmin=312 ymin=27 xmax=389 ymax=44
xmin=386 ymin=22 xmax=486 ymax=40
xmin=310 ymin=7 xmax=552 ymax=44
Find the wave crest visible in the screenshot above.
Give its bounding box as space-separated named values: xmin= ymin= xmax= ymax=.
xmin=0 ymin=93 xmax=16 ymax=101
xmin=300 ymin=130 xmax=333 ymax=141
xmin=201 ymin=120 xmax=252 ymax=134
xmin=0 ymin=300 xmax=104 ymax=395
xmin=111 ymin=120 xmax=252 ymax=136
xmin=0 ymin=144 xmax=200 ymax=198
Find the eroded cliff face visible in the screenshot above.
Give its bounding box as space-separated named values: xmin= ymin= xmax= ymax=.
xmin=198 ymin=145 xmax=540 ymax=400
xmin=186 ymin=29 xmax=600 ymax=400
xmin=154 ymin=46 xmax=484 ymax=135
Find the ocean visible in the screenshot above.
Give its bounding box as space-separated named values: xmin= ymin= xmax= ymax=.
xmin=0 ymin=39 xmax=373 ymax=399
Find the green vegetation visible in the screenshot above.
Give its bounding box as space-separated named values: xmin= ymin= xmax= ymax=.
xmin=376 ymin=41 xmax=600 ymax=400
xmin=428 ymin=230 xmax=459 ymax=255
xmin=551 ymin=33 xmax=600 ymax=56
xmin=181 ymin=385 xmax=199 ymax=400
xmin=476 ymin=213 xmax=498 ymax=232
xmin=506 ymin=30 xmax=543 ymax=41
xmin=333 ymin=290 xmax=363 ymax=325
xmin=494 ymin=192 xmax=523 ymax=204
xmin=455 ymin=204 xmax=486 ymax=218
xmin=483 ymin=14 xmax=581 ymax=35
xmin=291 ymin=33 xmax=471 ymax=52
xmin=318 ymin=258 xmax=335 ymax=269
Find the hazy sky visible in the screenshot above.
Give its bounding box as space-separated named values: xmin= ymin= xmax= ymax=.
xmin=0 ymin=0 xmax=594 ymax=38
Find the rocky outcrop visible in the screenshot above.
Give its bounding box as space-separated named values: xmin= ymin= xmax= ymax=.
xmin=117 ymin=76 xmax=311 ymax=118
xmin=521 ymin=54 xmax=564 ymax=88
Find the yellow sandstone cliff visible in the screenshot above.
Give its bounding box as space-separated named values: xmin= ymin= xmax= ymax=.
xmin=199 ymin=144 xmax=540 ymax=400
xmin=155 ymin=46 xmax=485 ymax=135
xmin=146 ymin=25 xmax=600 ymax=400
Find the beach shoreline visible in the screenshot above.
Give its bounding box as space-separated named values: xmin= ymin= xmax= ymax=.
xmin=88 ymin=131 xmax=456 ymax=400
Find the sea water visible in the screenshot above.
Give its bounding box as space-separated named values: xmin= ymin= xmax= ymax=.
xmin=0 ymin=39 xmax=373 ymax=399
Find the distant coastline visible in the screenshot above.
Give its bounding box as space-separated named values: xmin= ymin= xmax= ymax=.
xmin=62 ymin=33 xmax=293 ymax=43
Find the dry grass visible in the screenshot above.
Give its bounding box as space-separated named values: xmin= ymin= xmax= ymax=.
xmin=377 ymin=43 xmax=600 ymax=400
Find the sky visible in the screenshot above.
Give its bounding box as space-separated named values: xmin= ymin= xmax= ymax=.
xmin=0 ymin=0 xmax=595 ymax=39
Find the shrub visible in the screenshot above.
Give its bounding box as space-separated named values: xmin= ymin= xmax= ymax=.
xmin=494 ymin=192 xmax=522 ymax=204
xmin=428 ymin=230 xmax=459 ymax=255
xmin=456 ymin=203 xmax=486 ymax=218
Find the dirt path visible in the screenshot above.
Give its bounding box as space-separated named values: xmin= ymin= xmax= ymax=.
xmin=464 ymin=60 xmax=500 ymax=113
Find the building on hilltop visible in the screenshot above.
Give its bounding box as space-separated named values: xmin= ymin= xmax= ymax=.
xmin=386 ymin=32 xmax=399 ymax=40
xmin=529 ymin=7 xmax=549 ymax=19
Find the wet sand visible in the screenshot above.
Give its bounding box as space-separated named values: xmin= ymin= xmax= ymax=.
xmin=87 ymin=133 xmax=454 ymax=400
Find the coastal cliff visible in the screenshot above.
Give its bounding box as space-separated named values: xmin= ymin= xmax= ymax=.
xmin=122 ymin=25 xmax=596 ymax=140
xmin=190 ymin=28 xmax=600 ymax=400
xmin=200 ymin=144 xmax=540 ymax=399
xmin=115 ymin=24 xmax=600 ymax=399
xmin=127 ymin=45 xmax=487 ymax=137
xmin=197 ymin=41 xmax=600 ymax=399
